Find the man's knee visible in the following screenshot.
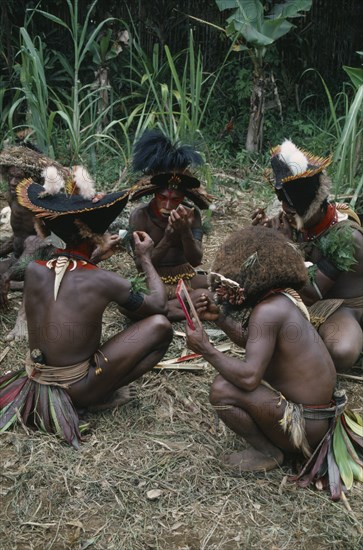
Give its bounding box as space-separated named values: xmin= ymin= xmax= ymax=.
xmin=209 ymin=375 xmax=231 ymax=406
xmin=151 ymin=314 xmax=173 ymax=342
xmin=325 ymin=339 xmax=361 ymax=372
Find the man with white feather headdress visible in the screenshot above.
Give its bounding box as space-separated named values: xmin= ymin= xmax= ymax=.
xmin=0 ymin=145 xmax=106 ymax=342
xmin=0 ymin=172 xmax=172 ymax=448
xmin=253 ymin=140 xmax=363 ymax=373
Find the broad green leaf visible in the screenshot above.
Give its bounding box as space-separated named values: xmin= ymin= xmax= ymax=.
xmin=344 ymin=410 xmax=363 ymax=433
xmin=227 ymin=21 xmax=274 ymax=47
xmin=232 ymin=0 xmax=263 ymax=24
xmin=215 ymin=0 xmax=239 ymax=10
xmin=269 ymin=0 xmax=312 ymax=19
xmin=343 ymin=66 xmax=363 ymax=89
xmin=261 ymin=19 xmax=294 ymax=41
xmin=333 ymin=417 xmax=353 ymax=490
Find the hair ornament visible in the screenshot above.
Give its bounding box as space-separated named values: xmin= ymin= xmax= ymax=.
xmin=209 ymin=272 xmax=245 ymax=306
xmin=242 ymin=251 xmax=259 ymax=270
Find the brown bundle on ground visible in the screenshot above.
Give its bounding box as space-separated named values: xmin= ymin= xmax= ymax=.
xmin=212 ymin=226 xmax=308 ymax=304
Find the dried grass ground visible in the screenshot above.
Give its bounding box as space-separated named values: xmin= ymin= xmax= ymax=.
xmin=0 ymin=186 xmax=362 ymax=550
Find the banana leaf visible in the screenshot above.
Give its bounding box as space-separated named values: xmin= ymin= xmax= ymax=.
xmin=333 ymin=417 xmax=354 ymax=490
xmin=0 ymin=379 xmax=33 ymax=432
xmin=291 ymin=408 xmax=363 ymax=500
xmin=327 ymin=441 xmax=343 ymax=501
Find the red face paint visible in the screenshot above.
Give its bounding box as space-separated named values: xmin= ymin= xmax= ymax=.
xmin=154 ymin=189 xmax=184 ymax=217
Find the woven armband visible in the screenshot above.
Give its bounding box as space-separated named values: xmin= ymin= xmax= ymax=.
xmin=191 ymin=228 xmax=203 ymax=241
xmin=123 ymin=291 xmax=144 ymax=311
xmin=317 ymin=257 xmax=342 ymax=281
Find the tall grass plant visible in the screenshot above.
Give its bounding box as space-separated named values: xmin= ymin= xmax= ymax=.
xmin=126 ymin=28 xmax=230 ymax=147
xmin=7 ymin=0 xmax=130 ymax=171
xmin=302 ymin=67 xmax=363 ymax=206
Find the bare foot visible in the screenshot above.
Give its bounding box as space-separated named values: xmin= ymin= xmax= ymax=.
xmin=88 ymin=385 xmax=137 ymax=412
xmin=5 ymin=317 xmax=28 ymax=342
xmin=222 ymin=447 xmax=284 ymax=473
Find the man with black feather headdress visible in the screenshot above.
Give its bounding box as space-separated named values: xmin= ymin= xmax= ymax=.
xmin=128 ymin=130 xmax=213 ymax=321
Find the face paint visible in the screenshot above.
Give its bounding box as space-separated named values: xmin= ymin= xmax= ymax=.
xmin=154 ymin=189 xmax=184 ymax=217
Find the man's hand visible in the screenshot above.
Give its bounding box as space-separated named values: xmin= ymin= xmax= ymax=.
xmin=91 ymin=233 xmax=121 ymax=263
xmin=251 ymin=208 xmax=271 ymax=227
xmin=133 ymin=231 xmax=154 ymax=257
xmin=185 ymin=321 xmax=212 ymax=356
xmin=274 ymin=211 xmax=294 ymax=239
xmin=195 ymin=293 xmax=220 ymax=322
xmin=168 ymin=205 xmax=194 ymax=234
xmin=92 ymin=192 xmax=106 ymax=203
xmin=252 ymin=209 xmax=294 ymax=239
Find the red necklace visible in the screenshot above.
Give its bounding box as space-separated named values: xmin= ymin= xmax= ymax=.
xmin=302 ymin=203 xmax=338 ymax=242
xmin=54 ymin=242 xmax=93 ymax=260
xmin=51 ymin=242 xmax=98 ymax=268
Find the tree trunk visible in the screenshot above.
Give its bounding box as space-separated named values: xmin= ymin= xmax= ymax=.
xmin=245 ymin=68 xmax=265 ymax=153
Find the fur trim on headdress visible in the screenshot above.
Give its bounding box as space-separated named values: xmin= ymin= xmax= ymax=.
xmin=212 ymin=226 xmax=308 ymax=305
xmin=42 ymin=166 xmax=66 ymax=195
xmin=279 ymin=140 xmax=308 ymax=175
xmin=270 ymin=140 xmax=332 ymax=221
xmin=72 ymin=166 xmax=96 ymax=199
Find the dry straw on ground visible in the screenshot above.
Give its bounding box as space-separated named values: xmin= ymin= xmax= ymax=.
xmin=1 ymin=186 xmax=362 ymax=549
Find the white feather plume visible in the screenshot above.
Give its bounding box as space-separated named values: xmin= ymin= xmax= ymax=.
xmin=42 ymin=166 xmax=65 ymax=194
xmin=279 ymin=139 xmax=308 ymax=175
xmin=72 ymin=165 xmax=96 ymax=200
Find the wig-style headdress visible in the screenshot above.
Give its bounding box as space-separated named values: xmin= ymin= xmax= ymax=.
xmin=270 ymin=140 xmax=332 ymax=224
xmin=211 ymin=226 xmax=307 ymax=306
xmin=129 ymin=130 xmax=213 ymax=209
xmin=0 ymin=145 xmax=71 ymax=185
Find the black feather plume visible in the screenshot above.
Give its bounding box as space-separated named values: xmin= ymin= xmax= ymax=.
xmin=132 ymin=130 xmax=203 ymax=174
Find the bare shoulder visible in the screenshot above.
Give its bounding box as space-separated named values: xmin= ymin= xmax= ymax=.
xmin=250 ymin=295 xmax=287 ymax=323
xmin=25 ymin=261 xmax=132 ymax=304
xmin=129 ymin=204 xmax=149 ymax=227
xmin=249 ymin=294 xmax=303 ymax=334
xmin=93 ymin=266 xmax=131 ymax=292
xmin=25 ymin=260 xmax=49 ymax=280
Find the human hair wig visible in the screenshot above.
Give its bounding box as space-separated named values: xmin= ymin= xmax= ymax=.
xmin=212 ymin=226 xmax=308 ymax=304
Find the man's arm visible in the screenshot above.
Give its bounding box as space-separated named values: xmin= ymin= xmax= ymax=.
xmin=129 ymin=208 xmax=173 ymax=268
xmin=118 ymin=231 xmax=168 ymax=319
xmin=169 ymin=205 xmax=203 ymax=266
xmin=186 ymin=302 xmax=279 ymax=391
xmin=90 ymin=233 xmax=122 ymax=264
xmin=301 ymin=228 xmax=363 ymax=305
xmin=300 ymin=269 xmax=336 ymax=305
xmin=195 ymin=293 xmax=248 ymax=347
